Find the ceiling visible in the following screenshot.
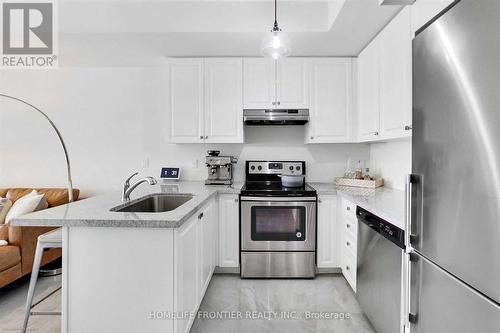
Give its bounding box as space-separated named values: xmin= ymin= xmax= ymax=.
xmin=57 ymin=0 xmax=403 ymax=65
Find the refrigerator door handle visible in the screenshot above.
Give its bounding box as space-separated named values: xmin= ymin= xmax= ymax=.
xmin=405 ymin=174 xmax=412 ymax=248
xmin=406 ymin=174 xmax=421 ymax=247
xmin=408 ymin=251 xmax=421 ymax=330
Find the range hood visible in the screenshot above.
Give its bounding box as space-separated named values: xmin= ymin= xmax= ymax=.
xmin=243 ymin=109 xmax=309 ymax=125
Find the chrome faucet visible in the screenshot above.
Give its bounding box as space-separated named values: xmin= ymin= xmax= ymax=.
xmin=122 ymin=172 xmax=157 ymax=201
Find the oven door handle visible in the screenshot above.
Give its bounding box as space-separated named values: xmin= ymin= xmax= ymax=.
xmin=240 ymin=196 xmax=317 ymax=202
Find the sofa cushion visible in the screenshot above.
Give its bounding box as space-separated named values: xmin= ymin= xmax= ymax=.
xmin=0 ymin=198 xmax=13 ymax=223
xmin=0 ymin=245 xmax=21 ymax=271
xmin=0 ymin=199 xmax=13 ymax=241
xmin=0 ymin=225 xmax=8 ymax=241
xmin=0 ymin=188 xmax=80 ymax=207
xmin=5 ymin=191 xmax=48 ymax=224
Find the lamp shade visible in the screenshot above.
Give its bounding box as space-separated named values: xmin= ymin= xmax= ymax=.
xmin=261 ymin=30 xmax=291 ymax=59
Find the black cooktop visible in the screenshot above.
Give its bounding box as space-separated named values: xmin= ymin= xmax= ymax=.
xmin=241 ymin=181 xmax=317 ymax=197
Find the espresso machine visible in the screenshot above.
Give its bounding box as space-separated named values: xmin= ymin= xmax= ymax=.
xmin=205 ymin=150 xmax=237 ymax=185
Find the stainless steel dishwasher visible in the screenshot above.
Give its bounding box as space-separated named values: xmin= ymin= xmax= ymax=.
xmin=356 ymin=206 xmax=406 ymax=333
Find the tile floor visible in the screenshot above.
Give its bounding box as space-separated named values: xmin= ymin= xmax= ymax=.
xmin=0 ymin=274 xmax=374 ymax=333
xmin=0 ymin=274 xmax=61 ymax=333
xmin=191 ymin=274 xmax=375 ymax=333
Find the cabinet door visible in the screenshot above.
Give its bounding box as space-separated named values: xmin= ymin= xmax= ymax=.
xmin=307 ymin=58 xmax=353 ymax=143
xmin=357 ymin=36 xmax=381 ymax=142
xmin=379 ymin=7 xmax=412 ymax=139
xmin=243 ymin=58 xmax=275 ymax=109
xmin=276 ymin=58 xmax=309 ymax=109
xmin=218 ymin=194 xmax=239 ymax=268
xmin=169 ymin=59 xmax=204 ymax=143
xmin=199 ymin=201 xmax=215 ymax=297
xmin=317 ymin=195 xmax=338 ymax=268
xmin=174 ymin=215 xmax=199 ymax=333
xmin=204 ymin=58 xmax=244 ymax=143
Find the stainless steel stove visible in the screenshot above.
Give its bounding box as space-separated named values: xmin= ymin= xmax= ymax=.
xmin=240 ymin=161 xmax=317 ymax=278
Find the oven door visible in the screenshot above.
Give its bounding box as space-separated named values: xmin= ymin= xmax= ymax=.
xmin=240 ymin=196 xmax=316 ymax=251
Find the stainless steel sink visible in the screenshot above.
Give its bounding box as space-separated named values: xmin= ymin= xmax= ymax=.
xmin=111 ymin=194 xmax=193 ymax=213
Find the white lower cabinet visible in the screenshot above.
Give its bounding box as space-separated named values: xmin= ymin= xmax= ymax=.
xmin=174 ymin=199 xmax=216 ymax=333
xmin=317 ymin=195 xmax=339 ymax=268
xmin=218 ymin=194 xmax=240 ymax=268
xmin=339 ymin=197 xmax=358 ymax=292
xmin=174 ymin=213 xmax=200 ymax=333
xmin=199 ymin=198 xmax=216 ymax=297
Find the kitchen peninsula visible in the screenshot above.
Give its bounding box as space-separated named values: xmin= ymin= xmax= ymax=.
xmin=12 ymin=181 xmax=404 ymax=333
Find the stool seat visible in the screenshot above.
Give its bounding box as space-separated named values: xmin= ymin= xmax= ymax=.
xmin=22 ymin=228 xmax=62 ymax=333
xmin=37 ymin=228 xmax=62 ymax=245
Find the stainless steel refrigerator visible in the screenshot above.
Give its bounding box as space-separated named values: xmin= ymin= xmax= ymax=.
xmin=409 ymin=0 xmax=500 ymax=331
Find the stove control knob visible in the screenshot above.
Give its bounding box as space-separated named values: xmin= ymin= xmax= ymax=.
xmin=250 ymin=165 xmax=255 ymax=171
xmin=289 ymin=166 xmax=294 ymax=171
xmin=296 ymin=232 xmax=302 ymax=238
xmin=296 ymin=166 xmax=301 ymax=171
xmin=257 ymin=165 xmax=262 ymax=171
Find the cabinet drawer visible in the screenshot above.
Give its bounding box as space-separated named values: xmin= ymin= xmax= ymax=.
xmin=341 ymin=197 xmax=357 ymax=220
xmin=343 ymin=230 xmax=357 ymax=259
xmin=343 ymin=250 xmax=356 ymax=292
xmin=343 ymin=217 xmax=357 ymax=240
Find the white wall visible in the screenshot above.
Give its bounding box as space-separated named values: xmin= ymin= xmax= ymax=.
xmin=369 ymin=139 xmax=411 ymax=190
xmin=0 ymin=66 xmax=369 ymax=196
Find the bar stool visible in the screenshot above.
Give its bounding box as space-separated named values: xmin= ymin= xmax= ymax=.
xmin=22 ymin=228 xmax=62 ymax=333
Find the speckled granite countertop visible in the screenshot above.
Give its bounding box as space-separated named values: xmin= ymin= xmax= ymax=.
xmin=308 ymin=182 xmax=405 ymax=230
xmin=11 ymin=181 xmax=243 ymax=228
xmin=12 ymin=180 xmax=404 ymax=231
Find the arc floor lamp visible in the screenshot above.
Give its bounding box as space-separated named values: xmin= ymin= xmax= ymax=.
xmin=0 ymin=93 xmax=74 ymax=203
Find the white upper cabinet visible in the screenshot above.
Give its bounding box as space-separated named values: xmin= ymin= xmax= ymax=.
xmin=410 ymin=0 xmax=455 ymax=37
xmin=243 ymin=58 xmax=275 ymax=109
xmin=358 ymin=37 xmax=381 ymax=142
xmin=276 ymin=58 xmax=309 ymax=109
xmin=169 ymin=58 xmax=244 ymax=143
xmin=357 ymin=7 xmax=412 ymax=142
xmin=169 ymin=59 xmax=204 ymax=143
xmin=243 ymin=58 xmax=309 ymax=109
xmin=306 ymin=58 xmax=353 ymax=143
xmin=379 ymin=7 xmax=412 ymax=139
xmin=204 ymin=58 xmax=244 ymax=143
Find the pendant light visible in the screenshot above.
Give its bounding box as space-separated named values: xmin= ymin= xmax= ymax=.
xmin=261 ymin=0 xmax=291 ymax=59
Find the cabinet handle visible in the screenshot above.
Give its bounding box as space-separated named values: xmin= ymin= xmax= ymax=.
xmin=346 ymin=206 xmax=351 ymax=211
xmin=374 ymin=131 xmax=379 ymax=136
xmin=277 ymin=101 xmax=281 ymax=105
xmin=346 ymin=265 xmax=350 ymax=270
xmin=200 ymin=135 xmax=204 ymax=139
xmin=272 ymin=102 xmax=276 ymax=106
xmin=404 ymin=125 xmax=413 ymax=131
xmin=318 ymin=199 xmax=322 ymax=203
xmin=205 ymin=136 xmax=208 ymax=139
xmin=346 ymin=241 xmax=350 ymax=246
xmin=234 ymin=198 xmax=239 ymax=203
xmin=310 ymin=136 xmax=314 ymax=140
xmin=198 ymin=212 xmax=204 ymax=220
xmin=346 ymin=224 xmax=351 ymax=229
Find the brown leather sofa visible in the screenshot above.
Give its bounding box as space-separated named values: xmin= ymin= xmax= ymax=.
xmin=0 ymin=188 xmax=80 ymax=288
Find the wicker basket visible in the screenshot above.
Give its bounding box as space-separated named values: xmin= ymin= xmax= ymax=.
xmin=334 ymin=177 xmax=384 ymax=188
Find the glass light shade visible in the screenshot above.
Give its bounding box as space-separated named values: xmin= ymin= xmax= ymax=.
xmin=261 ymin=30 xmax=291 ymax=59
